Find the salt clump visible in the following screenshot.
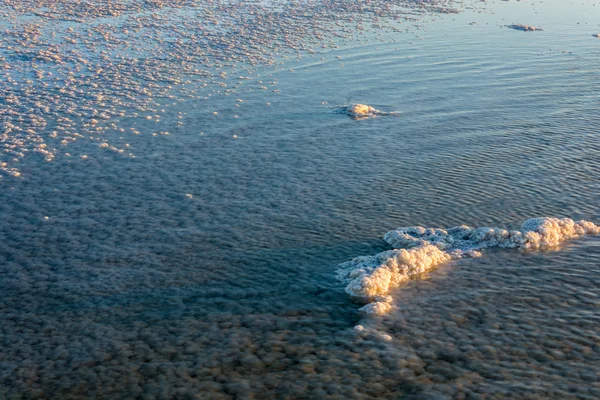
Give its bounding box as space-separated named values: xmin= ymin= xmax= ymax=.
xmin=347 ymin=104 xmax=379 ymax=117
xmin=343 ymin=104 xmax=397 ymax=119
xmin=338 ymin=218 xmax=599 ymax=314
xmin=338 ymin=244 xmax=453 ymax=299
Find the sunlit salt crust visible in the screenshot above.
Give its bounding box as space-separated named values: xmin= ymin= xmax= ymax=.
xmin=338 ymin=218 xmax=599 ymax=314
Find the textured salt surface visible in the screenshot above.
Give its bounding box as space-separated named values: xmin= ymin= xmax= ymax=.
xmin=338 ymin=218 xmax=600 ymax=314
xmin=365 ymin=245 xmax=600 ymax=399
xmin=2 ymin=0 xmax=600 ymax=398
xmin=0 ymin=0 xmax=464 ymax=178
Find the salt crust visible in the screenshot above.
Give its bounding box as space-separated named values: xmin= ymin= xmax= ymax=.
xmin=338 ymin=218 xmax=599 ymax=314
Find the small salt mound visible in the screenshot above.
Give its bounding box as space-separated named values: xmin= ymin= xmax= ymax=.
xmin=341 ymin=104 xmax=398 ymax=119
xmin=507 ymin=24 xmax=543 ymax=32
xmin=339 ymin=218 xmax=599 ymax=314
xmin=347 ymin=104 xmax=379 ymax=117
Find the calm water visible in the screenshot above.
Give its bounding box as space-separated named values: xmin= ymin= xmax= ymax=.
xmin=1 ymin=0 xmax=599 ymax=398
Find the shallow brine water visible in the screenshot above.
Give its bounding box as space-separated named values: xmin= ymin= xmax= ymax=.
xmin=1 ymin=0 xmax=600 ymax=399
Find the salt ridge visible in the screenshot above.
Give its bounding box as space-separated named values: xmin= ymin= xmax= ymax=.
xmin=337 ymin=217 xmax=599 ymax=314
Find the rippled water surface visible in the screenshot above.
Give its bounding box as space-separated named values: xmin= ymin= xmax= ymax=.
xmin=1 ymin=0 xmax=600 ymax=398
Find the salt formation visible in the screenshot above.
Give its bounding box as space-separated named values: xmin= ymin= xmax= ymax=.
xmin=343 ymin=104 xmax=397 ymax=119
xmin=507 ymin=24 xmax=544 ymax=32
xmin=347 ymin=104 xmax=380 ymax=117
xmin=338 ymin=218 xmax=599 ymax=314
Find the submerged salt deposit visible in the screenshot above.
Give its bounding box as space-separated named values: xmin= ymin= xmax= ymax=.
xmin=338 ymin=218 xmax=599 ymax=314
